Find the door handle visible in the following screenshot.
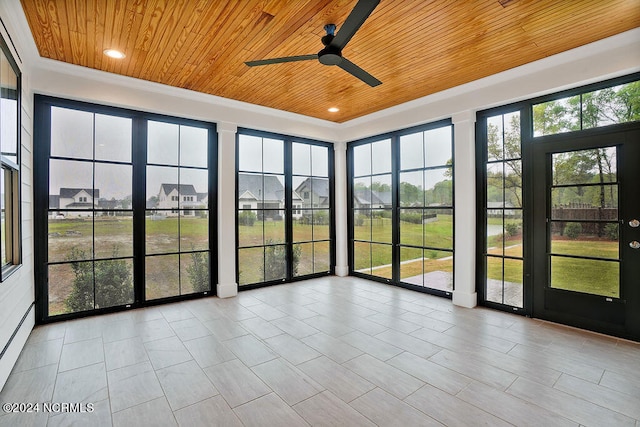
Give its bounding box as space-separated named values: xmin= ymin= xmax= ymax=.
xmin=630 ymin=241 xmax=640 ymax=249
xmin=629 ymin=219 xmax=640 ymax=228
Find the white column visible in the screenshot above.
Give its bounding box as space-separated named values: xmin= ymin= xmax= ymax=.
xmin=334 ymin=141 xmax=349 ymax=276
xmin=452 ymin=111 xmax=477 ymax=308
xmin=217 ymin=122 xmax=238 ymax=298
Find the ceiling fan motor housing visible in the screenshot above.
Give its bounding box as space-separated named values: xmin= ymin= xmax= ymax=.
xmin=318 ymin=46 xmax=342 ymax=65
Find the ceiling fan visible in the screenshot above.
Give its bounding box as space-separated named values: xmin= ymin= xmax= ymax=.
xmin=245 ymin=0 xmax=381 ymax=87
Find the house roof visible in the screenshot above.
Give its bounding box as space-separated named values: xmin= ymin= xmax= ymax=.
xmin=238 ymin=173 xmax=284 ymax=202
xmin=295 ymin=177 xmax=330 ymax=199
xmin=59 ymin=188 xmax=99 ymax=199
xmin=160 ymin=184 xmax=197 ymax=196
xmin=354 ymin=189 xmax=391 ymax=206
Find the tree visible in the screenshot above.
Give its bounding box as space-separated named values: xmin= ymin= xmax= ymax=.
xmin=65 ymin=246 xmax=133 ymax=312
xmin=187 ymin=251 xmax=209 ymax=292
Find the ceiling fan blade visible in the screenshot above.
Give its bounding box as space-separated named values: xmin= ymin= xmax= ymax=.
xmin=330 ymin=0 xmax=380 ymax=50
xmin=338 ymin=57 xmax=381 ymax=87
xmin=245 ymin=54 xmax=317 ymax=67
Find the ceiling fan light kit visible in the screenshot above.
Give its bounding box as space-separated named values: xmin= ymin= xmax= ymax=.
xmin=246 ymin=0 xmax=381 ymax=87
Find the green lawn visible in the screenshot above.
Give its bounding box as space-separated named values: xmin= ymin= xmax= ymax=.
xmin=47 ymin=215 xmax=211 ymax=315
xmin=487 ymin=237 xmax=619 ymax=298
xmin=237 ymin=220 xmax=330 ymax=285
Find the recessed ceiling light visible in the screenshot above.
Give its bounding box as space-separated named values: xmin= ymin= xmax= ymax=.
xmin=103 ymin=49 xmax=126 ymax=59
xmin=328 ymin=107 xmax=339 ymax=112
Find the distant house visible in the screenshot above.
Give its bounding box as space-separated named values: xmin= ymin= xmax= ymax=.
xmin=353 ymin=188 xmax=392 ymax=209
xmin=157 ymin=183 xmax=207 ymax=216
xmin=49 ymin=188 xmax=99 ymax=217
xmin=295 ymin=177 xmax=330 ymax=213
xmin=238 ymin=173 xmax=302 ymax=219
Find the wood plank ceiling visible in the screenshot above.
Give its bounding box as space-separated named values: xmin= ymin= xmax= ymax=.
xmin=20 ymin=0 xmax=640 ymax=123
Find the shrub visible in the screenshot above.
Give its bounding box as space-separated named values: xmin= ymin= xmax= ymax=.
xmin=238 ymin=211 xmax=256 ymax=226
xmin=400 ymin=212 xmax=422 ymax=224
xmin=65 ymin=245 xmax=133 ymax=312
xmin=564 ymin=222 xmax=582 ymax=239
xmin=262 ymin=240 xmax=301 ymax=281
xmin=314 ymin=210 xmax=329 ymax=225
xmin=604 ymin=223 xmax=619 ymax=240
xmin=187 ymin=251 xmax=209 ymax=293
xmin=354 ymin=214 xmax=366 ymax=226
xmin=505 ymin=222 xmax=520 ymax=237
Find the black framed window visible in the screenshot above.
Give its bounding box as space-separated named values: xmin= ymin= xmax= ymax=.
xmin=34 ymin=96 xmax=216 ymax=321
xmin=348 ymin=120 xmax=454 ymax=295
xmin=236 ymin=130 xmax=334 ymax=288
xmin=481 ymin=110 xmax=524 ymax=308
xmin=0 ymin=35 xmax=21 ymax=280
xmin=476 ymin=73 xmax=640 ymax=314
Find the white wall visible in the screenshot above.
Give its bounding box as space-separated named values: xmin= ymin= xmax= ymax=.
xmin=1 ymin=0 xmax=639 ymax=389
xmin=0 ymin=2 xmax=35 ymax=391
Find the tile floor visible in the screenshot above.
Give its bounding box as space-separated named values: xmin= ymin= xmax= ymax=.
xmin=1 ymin=276 xmax=639 ymax=427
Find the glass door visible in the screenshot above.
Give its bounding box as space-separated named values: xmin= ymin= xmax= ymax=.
xmin=532 ymin=129 xmax=640 ymax=339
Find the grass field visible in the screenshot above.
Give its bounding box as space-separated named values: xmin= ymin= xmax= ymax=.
xmin=47 ymin=215 xmax=210 ymax=315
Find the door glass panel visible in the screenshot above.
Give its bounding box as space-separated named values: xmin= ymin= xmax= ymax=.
xmin=180 ymin=212 xmax=209 ymax=252
xmin=550 ymin=256 xmax=619 ymax=298
xmin=48 ymin=212 xmax=93 ymax=263
xmin=550 ymin=222 xmax=618 ymax=259
xmin=552 ymin=147 xmax=616 ymax=185
xmin=551 ymin=186 xmax=618 ymax=218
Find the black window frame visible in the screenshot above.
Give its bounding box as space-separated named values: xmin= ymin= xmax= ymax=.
xmin=475 ymin=71 xmax=640 ymax=315
xmin=33 ymin=95 xmax=218 ymax=323
xmin=347 ymin=119 xmax=455 ymax=297
xmin=235 ymin=128 xmax=335 ymax=290
xmin=0 ymin=34 xmax=22 ymax=281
